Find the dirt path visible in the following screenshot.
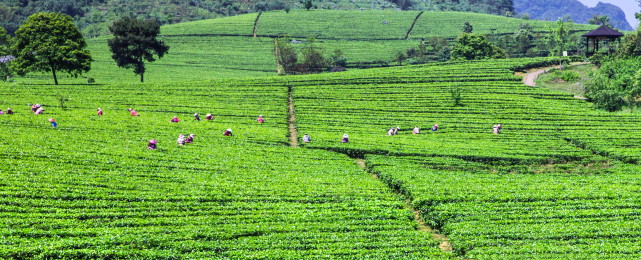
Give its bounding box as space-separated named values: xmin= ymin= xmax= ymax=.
xmin=288 ymin=86 xmax=298 ymax=148
xmin=353 ymin=158 xmax=452 ymax=253
xmin=523 ymin=68 xmax=549 ymax=87
xmin=521 ymin=62 xmax=590 ymax=87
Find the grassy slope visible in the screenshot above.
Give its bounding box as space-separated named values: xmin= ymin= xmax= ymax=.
xmin=9 ymin=10 xmax=596 ymax=85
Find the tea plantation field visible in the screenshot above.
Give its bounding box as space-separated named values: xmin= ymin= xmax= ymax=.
xmin=0 ymin=82 xmax=447 ymax=258
xmin=288 ymin=58 xmax=641 ymax=258
xmin=3 ymin=57 xmax=641 ymax=258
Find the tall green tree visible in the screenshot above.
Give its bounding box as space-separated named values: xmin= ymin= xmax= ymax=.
xmin=616 ymin=30 xmax=641 ymax=58
xmin=301 ymin=37 xmax=326 ymax=73
xmin=0 ymin=26 xmax=10 ymax=58
xmin=514 ymin=23 xmax=534 ymax=56
xmin=108 ymin=17 xmax=169 ymax=83
xmin=0 ymin=26 xmax=14 ymax=81
xmin=550 ymin=18 xmax=571 ymax=57
xmin=497 ymin=0 xmax=514 ymax=15
xmin=11 ymin=12 xmax=92 ymax=85
xmin=588 ymin=15 xmax=613 ymax=28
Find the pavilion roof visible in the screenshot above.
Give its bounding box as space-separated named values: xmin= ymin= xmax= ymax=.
xmin=582 ymin=25 xmax=624 ymax=37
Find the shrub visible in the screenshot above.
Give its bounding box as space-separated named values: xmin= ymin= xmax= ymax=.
xmin=449 ymin=85 xmax=463 ymax=106
xmin=592 ymin=89 xmax=625 ymax=112
xmin=451 ymin=33 xmax=506 ymax=60
xmin=559 ymin=70 xmax=579 ymax=82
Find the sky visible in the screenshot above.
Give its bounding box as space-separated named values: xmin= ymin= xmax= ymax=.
xmin=577 ymin=0 xmax=639 ymax=29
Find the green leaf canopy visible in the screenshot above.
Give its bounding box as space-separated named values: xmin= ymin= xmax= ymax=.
xmin=11 ymin=12 xmax=92 ymax=85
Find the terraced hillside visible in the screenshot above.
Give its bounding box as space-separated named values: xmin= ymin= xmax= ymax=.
xmin=3 ymin=58 xmax=641 ymax=258
xmin=162 ymin=10 xmax=594 ymax=39
xmin=12 ymin=10 xmax=597 ymax=85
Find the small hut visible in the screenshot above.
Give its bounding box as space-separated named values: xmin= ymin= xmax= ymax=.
xmin=582 ymin=25 xmax=624 ymax=56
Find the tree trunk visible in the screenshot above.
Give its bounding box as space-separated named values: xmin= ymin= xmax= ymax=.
xmin=139 ymin=58 xmax=145 ymax=82
xmin=51 ymin=65 xmax=58 ymax=85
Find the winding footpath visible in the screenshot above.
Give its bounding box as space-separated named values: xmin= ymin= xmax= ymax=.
xmin=522 ymin=62 xmax=590 ymax=87
xmin=521 ymin=62 xmax=591 ymax=100
xmin=523 ymin=68 xmax=550 ymax=87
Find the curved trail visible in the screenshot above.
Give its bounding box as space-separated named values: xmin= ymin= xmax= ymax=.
xmin=523 ymin=68 xmax=548 ymax=87
xmin=354 ymin=158 xmax=453 ymax=253
xmin=522 ymin=62 xmax=590 ymax=87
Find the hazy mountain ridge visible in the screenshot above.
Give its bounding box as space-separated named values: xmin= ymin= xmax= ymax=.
xmin=515 ymin=0 xmax=632 ymax=31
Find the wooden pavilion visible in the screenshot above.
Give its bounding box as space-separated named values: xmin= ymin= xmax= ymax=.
xmin=582 ymin=25 xmax=624 ymax=56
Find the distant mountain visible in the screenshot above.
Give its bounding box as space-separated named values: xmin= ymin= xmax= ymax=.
xmin=514 ymin=0 xmax=632 ymax=31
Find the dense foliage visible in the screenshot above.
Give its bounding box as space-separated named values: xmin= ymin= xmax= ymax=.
xmin=0 ymin=26 xmax=12 ymax=80
xmin=10 ymin=12 xmax=92 ymax=85
xmin=585 ymin=57 xmax=641 ymax=112
xmin=584 ymin=20 xmax=641 ymax=112
xmin=450 ymin=33 xmax=506 ymax=60
xmin=616 ymin=29 xmax=641 ymax=59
